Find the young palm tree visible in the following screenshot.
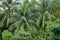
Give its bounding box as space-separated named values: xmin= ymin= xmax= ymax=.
xmin=36 ymin=0 xmax=56 ymax=40
xmin=6 ymin=0 xmax=38 ymax=36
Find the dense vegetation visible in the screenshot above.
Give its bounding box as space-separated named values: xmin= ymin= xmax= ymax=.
xmin=0 ymin=0 xmax=60 ymax=40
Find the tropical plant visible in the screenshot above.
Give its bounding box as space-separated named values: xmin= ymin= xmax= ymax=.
xmin=2 ymin=30 xmax=13 ymax=40
xmin=0 ymin=0 xmax=60 ymax=40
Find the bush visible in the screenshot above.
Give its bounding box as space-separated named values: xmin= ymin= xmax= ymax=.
xmin=2 ymin=30 xmax=13 ymax=40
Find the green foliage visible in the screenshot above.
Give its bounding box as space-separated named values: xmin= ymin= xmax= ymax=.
xmin=0 ymin=0 xmax=60 ymax=40
xmin=2 ymin=30 xmax=13 ymax=40
xmin=12 ymin=26 xmax=33 ymax=40
xmin=48 ymin=19 xmax=60 ymax=40
xmin=0 ymin=9 xmax=3 ymax=13
xmin=7 ymin=0 xmax=12 ymax=4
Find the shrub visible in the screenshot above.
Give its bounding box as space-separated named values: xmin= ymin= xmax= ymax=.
xmin=2 ymin=30 xmax=13 ymax=40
